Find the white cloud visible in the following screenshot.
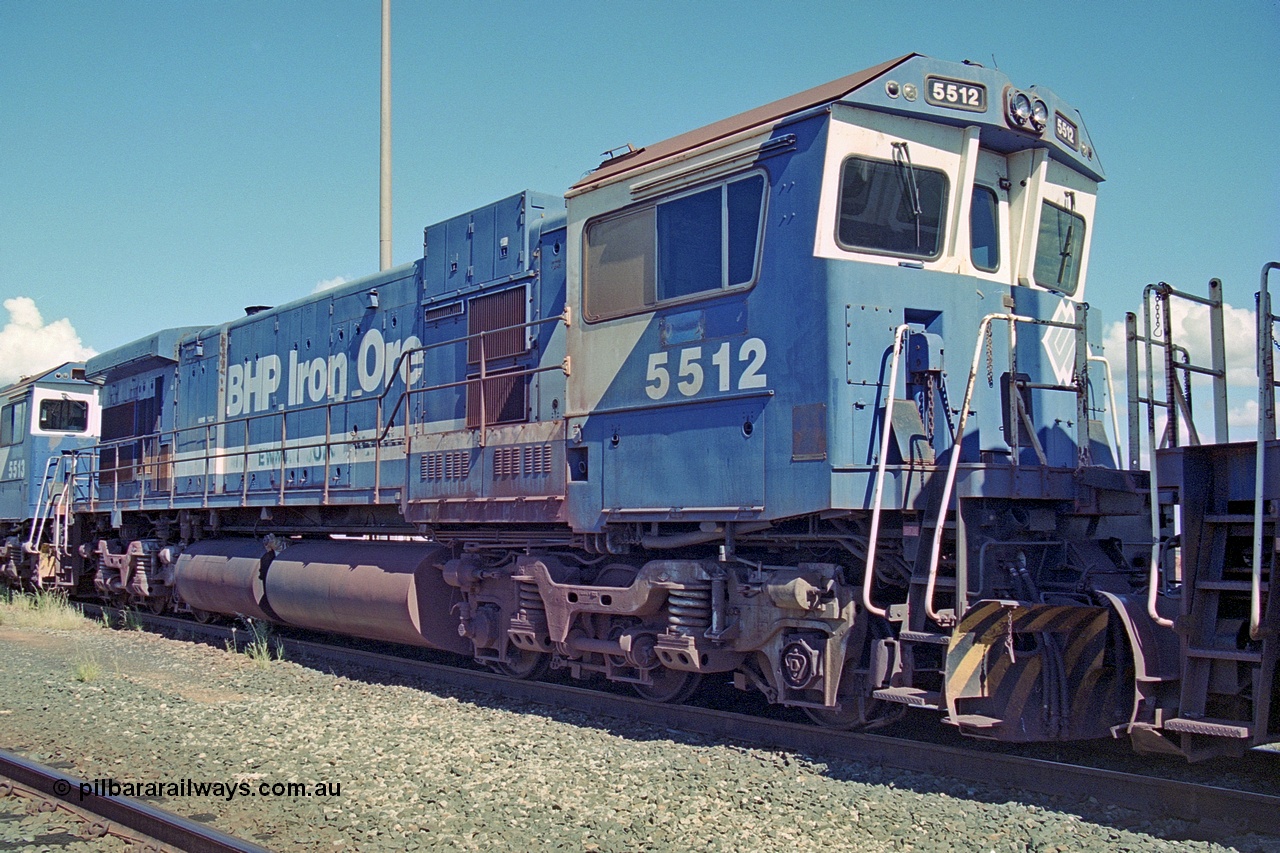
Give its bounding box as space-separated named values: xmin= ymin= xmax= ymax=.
xmin=0 ymin=297 xmax=96 ymax=386
xmin=313 ymin=276 xmax=349 ymax=294
xmin=1229 ymin=398 xmax=1260 ymax=432
xmin=1099 ymin=299 xmax=1266 ymax=456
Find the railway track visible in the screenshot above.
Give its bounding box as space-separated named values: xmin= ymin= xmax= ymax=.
xmin=0 ymin=747 xmax=268 ymax=852
xmin=90 ymin=605 xmax=1280 ymax=837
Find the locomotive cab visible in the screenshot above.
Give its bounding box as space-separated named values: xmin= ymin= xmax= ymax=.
xmin=0 ymin=362 xmax=99 ymax=589
xmin=551 ymin=54 xmax=1150 ymax=735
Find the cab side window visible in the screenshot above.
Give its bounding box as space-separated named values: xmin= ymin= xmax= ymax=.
xmin=585 ymin=173 xmax=766 ymax=321
xmin=39 ymin=398 xmax=89 ymax=432
xmin=0 ymin=401 xmax=27 ymax=445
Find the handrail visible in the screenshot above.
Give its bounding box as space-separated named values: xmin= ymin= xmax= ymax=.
xmin=1087 ymin=354 xmax=1123 ymax=467
xmin=1129 ymin=280 xmax=1228 ymax=463
xmin=24 ymin=456 xmax=60 ymax=554
xmin=861 ymin=324 xmax=911 ymax=619
xmin=82 ymin=307 xmax=572 ymax=514
xmin=923 ymin=309 xmax=1086 ymax=624
xmin=1251 ymin=262 xmax=1279 ymax=640
xmin=1129 ymin=281 xmax=1228 ymax=629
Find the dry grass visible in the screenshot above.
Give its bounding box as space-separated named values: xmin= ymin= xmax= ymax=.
xmin=231 ymin=619 xmax=285 ymax=669
xmin=71 ymin=648 xmax=103 ymax=682
xmin=0 ymin=590 xmax=97 ymax=631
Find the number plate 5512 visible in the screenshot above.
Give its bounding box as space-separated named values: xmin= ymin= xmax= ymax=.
xmin=924 ymin=76 xmax=987 ymax=112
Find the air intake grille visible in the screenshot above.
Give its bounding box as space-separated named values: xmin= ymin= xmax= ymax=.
xmin=491 ymin=444 xmax=553 ymax=480
xmin=420 ymin=450 xmax=473 ymax=481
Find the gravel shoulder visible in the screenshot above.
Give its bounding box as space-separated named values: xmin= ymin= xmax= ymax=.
xmin=0 ymin=619 xmax=1276 ymax=853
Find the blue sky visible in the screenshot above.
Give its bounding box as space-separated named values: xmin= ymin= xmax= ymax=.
xmin=1 ymin=1 xmax=1277 ymax=435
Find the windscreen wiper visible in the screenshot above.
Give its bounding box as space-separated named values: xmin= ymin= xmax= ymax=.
xmin=892 ymin=141 xmax=923 ymax=249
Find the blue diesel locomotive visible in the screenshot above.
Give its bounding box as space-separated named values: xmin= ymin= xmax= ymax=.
xmin=12 ymin=54 xmax=1277 ymax=761
xmin=0 ymin=362 xmax=99 ymax=588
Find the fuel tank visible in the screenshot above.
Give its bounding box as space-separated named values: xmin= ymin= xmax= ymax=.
xmin=173 ymin=539 xmax=275 ymax=622
xmin=174 ymin=539 xmax=469 ymax=653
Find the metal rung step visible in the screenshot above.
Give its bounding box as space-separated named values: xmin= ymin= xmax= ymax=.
xmin=1195 ymin=580 xmax=1270 ymax=593
xmin=899 ymin=630 xmax=950 ymax=645
xmin=1163 ymin=717 xmax=1253 ymax=739
xmin=947 ymin=713 xmax=1002 ymax=731
xmin=1204 ymin=513 xmax=1278 ymax=524
xmin=1185 ymin=647 xmax=1262 ymax=663
xmin=908 ymin=578 xmax=957 ymax=590
xmin=871 ymin=687 xmax=941 ymax=709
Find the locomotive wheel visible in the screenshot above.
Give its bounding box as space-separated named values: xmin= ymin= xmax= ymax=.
xmin=633 ymin=669 xmax=702 ymax=704
xmin=803 ymin=659 xmax=887 ymax=730
xmin=492 ymin=648 xmax=548 ymax=680
xmin=191 ymin=608 xmax=216 ymax=624
xmin=147 ymin=596 xmax=168 ymax=615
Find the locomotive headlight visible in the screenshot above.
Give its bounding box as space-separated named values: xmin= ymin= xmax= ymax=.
xmin=1010 ymin=92 xmax=1032 ymax=125
xmin=1031 ymin=99 xmax=1049 ymax=132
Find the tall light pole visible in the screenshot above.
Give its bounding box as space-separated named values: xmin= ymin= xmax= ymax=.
xmin=379 ymin=0 xmax=392 ymax=270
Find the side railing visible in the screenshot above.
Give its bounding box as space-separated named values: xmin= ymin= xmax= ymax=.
xmin=1125 ymin=280 xmax=1228 ymax=628
xmin=87 ymin=308 xmax=571 ymax=515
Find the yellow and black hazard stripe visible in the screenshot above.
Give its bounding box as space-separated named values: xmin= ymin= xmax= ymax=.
xmin=944 ymin=599 xmax=1119 ymax=741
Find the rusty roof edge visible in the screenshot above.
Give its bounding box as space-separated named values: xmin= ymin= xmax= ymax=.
xmin=569 ymin=53 xmax=920 ymax=194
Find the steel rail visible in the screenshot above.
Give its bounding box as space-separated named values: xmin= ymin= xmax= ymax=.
xmin=109 ymin=607 xmax=1280 ymax=836
xmin=0 ymin=747 xmax=268 ymax=853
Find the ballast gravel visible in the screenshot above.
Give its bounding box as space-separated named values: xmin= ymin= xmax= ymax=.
xmin=0 ymin=622 xmax=1275 ymax=853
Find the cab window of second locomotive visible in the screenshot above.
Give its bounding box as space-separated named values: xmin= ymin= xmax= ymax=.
xmin=39 ymin=398 xmax=89 ymax=432
xmin=0 ymin=401 xmax=27 ymax=445
xmin=836 ymin=155 xmax=948 ymax=259
xmin=970 ymin=185 xmax=1000 ymax=272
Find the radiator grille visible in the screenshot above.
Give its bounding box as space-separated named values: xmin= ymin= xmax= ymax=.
xmin=467 ymin=288 xmax=526 ymax=364
xmin=466 ymin=371 xmax=526 ymax=428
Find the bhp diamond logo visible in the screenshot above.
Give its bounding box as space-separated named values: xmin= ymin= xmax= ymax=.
xmin=1042 ymin=301 xmax=1077 ymax=387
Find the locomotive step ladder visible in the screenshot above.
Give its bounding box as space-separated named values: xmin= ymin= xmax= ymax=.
xmin=25 ymin=452 xmax=91 ymax=587
xmin=867 ymin=309 xmax=1092 ymax=716
xmin=1161 ymin=455 xmax=1277 ymax=746
xmin=27 ymin=455 xmax=71 ymax=557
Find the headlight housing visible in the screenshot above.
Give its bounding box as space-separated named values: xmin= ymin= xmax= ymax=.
xmin=1031 ymin=99 xmax=1049 ymax=132
xmin=1005 ymin=88 xmax=1047 ymax=136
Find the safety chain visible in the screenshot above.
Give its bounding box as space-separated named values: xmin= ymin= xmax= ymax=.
xmin=985 ymin=324 xmax=994 ymax=388
xmin=936 ymin=373 xmax=958 ymax=439
xmin=924 ymin=374 xmax=936 ymax=442
xmin=1004 ymin=611 xmax=1017 ymax=665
